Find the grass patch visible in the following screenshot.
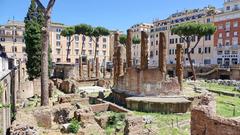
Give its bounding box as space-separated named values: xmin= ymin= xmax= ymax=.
xmin=200 ymin=82 xmax=239 ymax=94
xmin=134 ymin=112 xmax=190 ymax=135
xmin=68 ymin=119 xmax=81 ymax=134
xmin=216 ymin=95 xmax=240 ymax=117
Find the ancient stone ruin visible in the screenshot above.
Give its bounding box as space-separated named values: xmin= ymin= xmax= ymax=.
xmin=112 ymin=30 xmax=190 ymax=113
xmin=191 ymin=93 xmax=240 ymax=135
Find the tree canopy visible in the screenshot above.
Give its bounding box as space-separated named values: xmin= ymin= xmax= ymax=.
xmin=119 ymin=34 xmax=127 ymax=45
xmin=61 ymin=26 xmax=75 ymax=37
xmin=75 ymin=24 xmax=93 ymax=36
xmin=171 ymin=22 xmax=216 ymax=38
xmin=132 ymin=36 xmax=141 ymax=44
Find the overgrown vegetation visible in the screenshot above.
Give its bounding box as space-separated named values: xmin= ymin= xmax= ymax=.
xmin=68 ymin=118 xmax=81 ymax=134
xmin=103 ymin=112 xmax=126 ymax=135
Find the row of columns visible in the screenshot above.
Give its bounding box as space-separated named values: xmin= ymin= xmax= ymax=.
xmin=79 ymin=56 xmax=102 ymax=80
xmin=113 ymin=30 xmax=183 ymax=90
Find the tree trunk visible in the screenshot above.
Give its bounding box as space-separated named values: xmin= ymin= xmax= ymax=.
xmin=41 ymin=15 xmax=50 ymax=106
xmin=187 ymin=45 xmax=196 ymax=81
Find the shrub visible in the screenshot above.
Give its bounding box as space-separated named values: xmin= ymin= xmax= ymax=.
xmin=68 ymin=119 xmax=80 ymax=133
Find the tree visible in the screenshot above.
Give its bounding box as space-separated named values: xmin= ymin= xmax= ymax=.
xmin=132 ymin=36 xmax=140 ymax=44
xmin=91 ymin=26 xmax=110 ymax=60
xmin=171 ymin=22 xmax=216 ymax=80
xmin=119 ymin=34 xmax=127 ymax=45
xmin=61 ymin=26 xmax=75 ymax=60
xmin=35 ymin=0 xmax=56 ymax=106
xmin=24 ymin=0 xmax=42 ymax=80
xmin=75 ymin=24 xmax=93 ymax=56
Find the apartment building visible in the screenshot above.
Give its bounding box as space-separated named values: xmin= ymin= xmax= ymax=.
xmin=149 ymin=7 xmax=218 ymax=68
xmin=214 ymin=0 xmax=240 ymax=67
xmin=49 ymin=23 xmax=111 ymax=67
xmin=0 ymin=20 xmax=26 ymax=63
xmin=130 ymin=23 xmax=152 ymax=66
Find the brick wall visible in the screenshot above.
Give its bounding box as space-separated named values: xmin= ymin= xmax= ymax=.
xmin=191 ymin=108 xmax=240 ymax=135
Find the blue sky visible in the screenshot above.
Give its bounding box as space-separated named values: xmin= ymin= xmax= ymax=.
xmin=1 ymin=0 xmax=223 ymax=31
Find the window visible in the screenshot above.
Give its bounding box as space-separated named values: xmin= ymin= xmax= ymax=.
xmin=66 ymin=49 xmax=71 ymax=54
xmin=156 ymin=34 xmax=158 ymax=38
xmin=67 ymin=58 xmax=71 ymax=63
xmin=156 ymin=40 xmax=158 ymax=45
xmin=170 ymin=39 xmax=174 ymax=44
xmin=150 ymin=51 xmax=154 ymax=58
xmin=56 ymin=28 xmax=62 ymax=32
xmin=89 ymin=50 xmax=92 ymax=55
xmin=205 ymin=35 xmax=211 ymax=41
xmin=198 ymin=48 xmax=202 ymax=54
xmin=217 ymin=58 xmax=222 ymax=65
xmin=75 ymin=58 xmax=79 ymax=64
xmin=103 ymin=50 xmax=106 ymax=55
xmin=56 ymin=34 xmax=61 ymax=40
xmin=75 ymin=50 xmax=79 ymax=55
xmin=218 ymin=25 xmax=223 ymax=30
xmin=217 ymin=51 xmax=223 ymax=55
xmin=204 ymin=59 xmax=211 ymax=65
xmin=96 ymin=50 xmax=99 ymax=55
xmin=175 ymin=38 xmax=178 ymax=44
xmin=12 ymin=46 xmax=17 ymax=52
xmin=156 ymin=50 xmax=158 ymax=55
xmin=226 ymin=22 xmax=230 ymax=28
xmin=232 ymin=58 xmax=238 ymax=65
xmin=232 ymin=51 xmax=238 ymax=54
xmin=224 ymin=50 xmax=230 ymax=54
xmin=103 ymin=44 xmax=107 ymax=48
xmin=56 ymin=41 xmax=61 ymax=47
xmin=56 ymin=49 xmax=61 ymax=54
xmin=207 ymin=18 xmax=211 ymax=23
xmin=75 ymin=42 xmax=79 ymax=48
xmin=225 ymin=40 xmax=230 ymax=46
xmin=226 ymin=32 xmax=230 ymax=37
xmin=56 ymin=58 xmax=61 ymax=63
xmin=103 ymin=38 xmax=107 ymax=42
xmin=75 ymin=35 xmax=79 ymax=41
xmin=151 ymin=41 xmax=154 ymax=46
xmin=234 ymin=21 xmax=238 ymax=27
xmin=234 ymin=32 xmax=238 ymax=37
xmin=169 ymin=49 xmax=172 ymax=55
xmin=218 ymin=33 xmax=222 ymax=38
xmin=192 ymin=36 xmax=196 ymax=42
xmin=82 ymin=50 xmax=86 ymax=55
xmin=226 ymin=6 xmax=230 ymax=11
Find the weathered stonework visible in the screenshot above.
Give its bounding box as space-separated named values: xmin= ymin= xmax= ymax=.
xmin=159 ymin=32 xmax=167 ymax=75
xmin=95 ymin=57 xmax=99 ymax=78
xmin=140 ymin=31 xmax=148 ymax=70
xmin=87 ymin=60 xmax=92 ymax=79
xmin=191 ymin=93 xmax=240 ymax=135
xmin=176 ymin=44 xmax=183 ymax=90
xmin=79 ymin=56 xmax=83 ymax=79
xmin=126 ymin=29 xmax=133 ymax=68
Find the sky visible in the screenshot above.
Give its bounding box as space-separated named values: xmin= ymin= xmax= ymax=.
xmin=1 ymin=0 xmax=223 ymax=31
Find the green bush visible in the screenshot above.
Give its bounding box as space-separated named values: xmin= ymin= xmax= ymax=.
xmin=68 ymin=119 xmax=80 ymax=134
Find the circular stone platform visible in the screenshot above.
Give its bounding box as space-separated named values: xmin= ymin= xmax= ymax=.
xmin=126 ymin=96 xmax=191 ymax=113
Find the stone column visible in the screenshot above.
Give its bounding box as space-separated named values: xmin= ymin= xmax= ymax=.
xmin=95 ymin=57 xmax=99 ymax=78
xmin=140 ymin=31 xmax=148 ymax=70
xmin=113 ymin=32 xmax=120 ymax=85
xmin=159 ymin=32 xmax=167 ymax=76
xmin=176 ymin=44 xmax=184 ymax=90
xmin=79 ymin=56 xmax=83 ymax=80
xmin=126 ymin=29 xmax=133 ymax=68
xmin=87 ymin=60 xmax=91 ymax=79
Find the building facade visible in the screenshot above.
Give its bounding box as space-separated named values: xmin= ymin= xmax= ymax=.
xmin=49 ymin=23 xmax=112 ymax=67
xmin=214 ymin=0 xmax=240 ymax=67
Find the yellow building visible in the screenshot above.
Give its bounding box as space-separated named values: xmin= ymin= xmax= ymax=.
xmin=49 ymin=23 xmax=112 ymax=67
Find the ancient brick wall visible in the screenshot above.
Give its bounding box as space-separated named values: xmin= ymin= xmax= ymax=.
xmin=191 ymin=93 xmax=240 ymax=135
xmin=191 ymin=108 xmax=240 ymax=135
xmin=116 ymin=68 xmax=180 ymax=96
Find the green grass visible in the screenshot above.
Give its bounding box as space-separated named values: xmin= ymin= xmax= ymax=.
xmin=133 ymin=112 xmax=190 ymax=135
xmin=216 ymin=95 xmax=240 ymax=117
xmin=200 ymin=82 xmax=239 ymax=94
